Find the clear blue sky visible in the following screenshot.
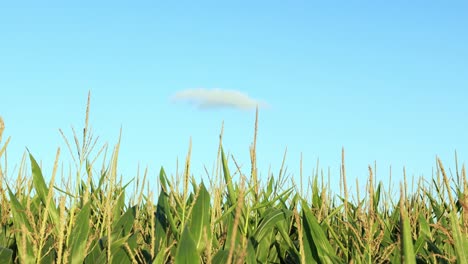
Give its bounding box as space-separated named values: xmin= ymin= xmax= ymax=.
xmin=1 ymin=1 xmax=467 ymax=198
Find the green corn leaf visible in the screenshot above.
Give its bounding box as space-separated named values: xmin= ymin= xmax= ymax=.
xmin=152 ymin=240 xmax=167 ymax=264
xmin=110 ymin=249 xmax=132 ymax=264
xmin=390 ymin=247 xmax=401 ymax=263
xmin=84 ymin=240 xmax=106 ymax=264
xmin=154 ymin=191 xmax=169 ymax=255
xmin=7 ymin=187 xmax=33 ymax=233
xmin=159 ymin=167 xmax=168 ymax=192
xmin=256 ymin=231 xmax=275 ymax=263
xmin=69 ymin=202 xmax=91 ymax=264
xmin=413 ymin=234 xmax=426 ymax=256
xmin=112 ymin=189 xmax=126 ymax=226
xmin=426 ymin=240 xmax=445 ymax=261
xmin=276 ymin=224 xmax=301 ymax=260
xmin=251 ymin=188 xmax=294 ymax=211
xmin=109 ymin=235 xmax=133 ymax=263
xmin=0 ymin=246 xmax=13 ymax=264
xmin=90 ymin=206 xmax=136 ymax=263
xmin=190 ymin=177 xmax=198 ymax=197
xmin=312 ymin=175 xmax=320 ymax=208
xmin=112 ymin=205 xmax=136 ymax=239
xmin=266 ymin=176 xmax=274 ymax=199
xmin=95 ymin=234 xmax=133 ymax=263
xmin=449 ymin=211 xmax=468 ymax=264
xmin=301 ymin=201 xmax=340 ymax=264
xmin=29 ymin=153 xmax=61 ymax=235
xmin=326 ymin=222 xmax=347 ymax=260
xmin=223 ymin=209 xmax=242 ymax=251
xmin=253 ymin=208 xmax=291 ymax=243
xmin=418 ymin=214 xmax=432 ymax=240
xmin=157 ymin=167 xmax=179 ymax=240
xmin=266 ymin=245 xmax=280 ymax=263
xmin=373 ymin=182 xmax=382 ymax=212
xmin=212 ymin=249 xmax=229 ymax=264
xmin=245 ymin=239 xmax=257 ymax=264
xmin=39 ymin=237 xmax=56 ymax=264
xmin=400 ymin=205 xmax=416 ymax=264
xmin=414 ymin=214 xmax=430 ymax=256
xmin=221 ymin=147 xmax=237 ymax=204
xmin=110 ymin=234 xmax=138 ymax=264
xmin=189 ymin=182 xmax=211 ymax=253
xmin=152 ymin=252 xmax=166 ymax=264
xmin=155 ymin=188 xmax=179 ymax=240
xmin=174 ymin=226 xmax=200 ymax=264
xmin=7 ymin=186 xmax=35 ymax=264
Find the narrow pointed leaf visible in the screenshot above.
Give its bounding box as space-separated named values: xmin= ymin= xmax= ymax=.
xmin=189 ymin=182 xmax=211 ymax=253
xmin=450 ymin=212 xmax=468 ymax=264
xmin=0 ymin=246 xmax=13 ymax=264
xmin=112 ymin=205 xmax=136 ymax=239
xmin=212 ymin=249 xmax=229 ymax=264
xmin=221 ymin=147 xmax=237 ymax=204
xmin=29 ymin=154 xmax=61 ymax=235
xmin=7 ymin=186 xmax=35 ymax=263
xmin=302 ymin=202 xmax=339 ymax=263
xmin=174 ymin=226 xmax=200 ymax=264
xmin=69 ymin=202 xmax=91 ymax=264
xmin=400 ymin=206 xmax=416 ymax=264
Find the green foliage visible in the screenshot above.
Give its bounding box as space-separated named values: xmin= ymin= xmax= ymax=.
xmin=0 ymin=246 xmax=13 ymax=264
xmin=0 ymin=104 xmax=466 ymax=263
xmin=188 ymin=182 xmax=211 ymax=254
xmin=301 ymin=201 xmax=340 ymax=263
xmin=174 ymin=226 xmax=200 ymax=264
xmin=69 ymin=202 xmax=91 ymax=264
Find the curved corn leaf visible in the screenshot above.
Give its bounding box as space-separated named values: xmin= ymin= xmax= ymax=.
xmin=302 ymin=201 xmax=340 ymax=264
xmin=253 ymin=207 xmax=291 ymax=243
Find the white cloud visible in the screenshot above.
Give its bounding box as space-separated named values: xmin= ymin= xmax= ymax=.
xmin=171 ymin=88 xmax=269 ymax=110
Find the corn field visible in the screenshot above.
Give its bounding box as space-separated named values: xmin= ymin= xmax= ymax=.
xmin=0 ymin=99 xmax=467 ymax=263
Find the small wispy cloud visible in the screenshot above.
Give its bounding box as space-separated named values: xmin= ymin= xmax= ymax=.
xmin=171 ymin=88 xmax=269 ymax=110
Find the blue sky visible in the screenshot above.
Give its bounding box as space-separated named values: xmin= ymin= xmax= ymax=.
xmin=1 ymin=1 xmax=467 ymax=198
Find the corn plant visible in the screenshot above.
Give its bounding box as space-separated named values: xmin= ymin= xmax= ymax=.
xmin=0 ymin=95 xmax=467 ymax=263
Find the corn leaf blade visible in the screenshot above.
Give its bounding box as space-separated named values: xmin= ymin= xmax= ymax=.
xmin=0 ymin=246 xmax=13 ymax=264
xmin=29 ymin=153 xmax=60 ymax=235
xmin=69 ymin=202 xmax=91 ymax=264
xmin=174 ymin=226 xmax=200 ymax=264
xmin=189 ymin=182 xmax=211 ymax=253
xmin=302 ymin=201 xmax=339 ymax=263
